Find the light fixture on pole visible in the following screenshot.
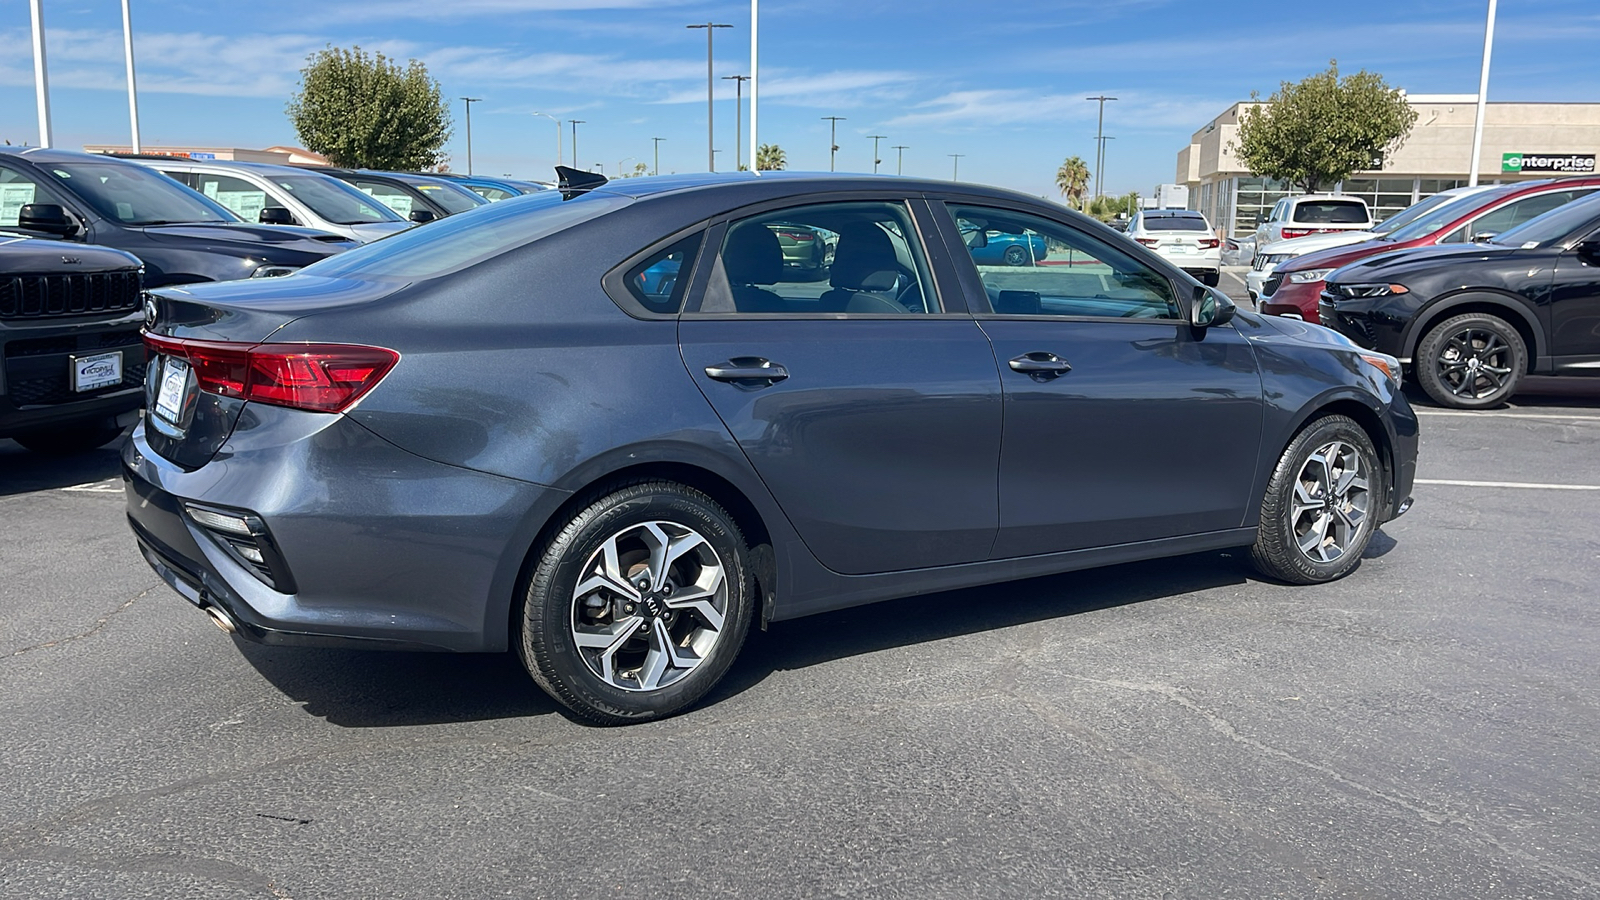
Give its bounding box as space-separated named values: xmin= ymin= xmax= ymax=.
xmin=617 ymin=157 xmax=636 ymax=177
xmin=687 ymin=23 xmax=733 ymax=172
xmin=29 ymin=0 xmax=52 ymax=148
xmin=891 ymin=145 xmax=909 ymax=175
xmin=569 ymin=120 xmax=585 ymax=170
xmin=821 ymin=116 xmax=846 ymax=171
xmin=949 ymin=153 xmax=965 ymax=181
xmin=867 ymin=135 xmax=887 ymax=174
xmin=1086 ymin=95 xmax=1117 ymax=198
xmin=652 ymin=137 xmax=665 ymax=176
xmin=460 ymin=97 xmax=482 ymax=175
xmin=121 ymin=0 xmax=140 ymax=153
xmin=532 ymin=111 xmax=562 ymax=168
xmin=723 ymin=75 xmax=750 ymax=170
xmin=1468 ymin=0 xmax=1498 ymax=187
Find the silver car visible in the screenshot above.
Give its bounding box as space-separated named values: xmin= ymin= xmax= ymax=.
xmin=129 ymin=158 xmax=413 ymax=243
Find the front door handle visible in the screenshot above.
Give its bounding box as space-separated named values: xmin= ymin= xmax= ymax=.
xmin=1008 ymin=352 xmax=1072 ymax=380
xmin=705 ymin=357 xmax=789 ymax=387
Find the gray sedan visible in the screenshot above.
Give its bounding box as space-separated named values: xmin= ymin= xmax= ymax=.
xmin=125 ymin=171 xmax=1419 ymax=725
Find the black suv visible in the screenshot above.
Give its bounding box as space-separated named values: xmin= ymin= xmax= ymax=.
xmin=1 ymin=236 xmax=145 ymax=452
xmin=0 ymin=148 xmax=356 ymax=288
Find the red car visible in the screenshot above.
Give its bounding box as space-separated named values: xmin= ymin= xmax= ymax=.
xmin=1260 ymin=176 xmax=1600 ymax=323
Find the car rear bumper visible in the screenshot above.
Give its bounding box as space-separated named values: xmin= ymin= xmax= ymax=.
xmin=122 ymin=410 xmax=556 ymax=652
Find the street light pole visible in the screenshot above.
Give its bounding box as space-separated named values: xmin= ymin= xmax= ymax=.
xmin=652 ymin=137 xmax=665 ymax=176
xmin=617 ymin=157 xmax=635 ymax=177
xmin=867 ymin=135 xmax=887 ymax=174
xmin=949 ymin=153 xmax=965 ymax=181
xmin=750 ymin=0 xmax=759 ymax=173
xmin=723 ymin=75 xmax=750 ymax=170
xmin=1468 ymin=0 xmax=1498 ymax=187
xmin=1095 ymin=135 xmax=1116 ymax=199
xmin=687 ymin=23 xmax=732 ymax=172
xmin=121 ymin=0 xmax=141 ymax=153
xmin=1086 ymin=95 xmax=1117 ymax=198
xmin=891 ymin=145 xmax=908 ymax=175
xmin=532 ymin=112 xmax=562 ymax=168
xmin=569 ymin=120 xmax=585 ymax=170
xmin=460 ymin=97 xmax=482 ymax=174
xmin=29 ymin=0 xmax=52 ymax=148
xmin=821 ymin=116 xmax=846 ymax=171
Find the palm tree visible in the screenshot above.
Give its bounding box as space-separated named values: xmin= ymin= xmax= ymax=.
xmin=1055 ymin=156 xmax=1090 ymax=209
xmin=756 ymin=143 xmax=787 ymax=171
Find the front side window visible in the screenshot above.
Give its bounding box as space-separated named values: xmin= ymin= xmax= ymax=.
xmin=0 ymin=164 xmax=44 ymax=227
xmin=698 ymin=201 xmax=939 ymax=315
xmin=46 ymin=162 xmax=236 ymax=225
xmin=1449 ymin=189 xmax=1600 ymax=242
xmin=949 ymin=204 xmax=1180 ymax=319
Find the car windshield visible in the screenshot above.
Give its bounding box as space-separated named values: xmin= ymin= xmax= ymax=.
xmin=1142 ymin=214 xmax=1208 ymax=232
xmin=297 ymin=189 xmax=630 ymax=281
xmin=1292 ymin=201 xmax=1368 ymax=224
xmin=1383 ymin=187 xmax=1519 ymax=242
xmin=1491 ymin=192 xmax=1600 ymax=248
xmin=405 ymin=179 xmax=487 ymax=215
xmin=266 ymin=173 xmax=404 ymax=225
xmin=46 ymin=162 xmax=237 ymax=225
xmin=1371 ymin=192 xmax=1463 ymax=234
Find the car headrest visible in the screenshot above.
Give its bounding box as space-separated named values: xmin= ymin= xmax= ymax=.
xmin=830 ymin=222 xmax=899 ymax=291
xmin=724 ymin=224 xmax=783 ymax=286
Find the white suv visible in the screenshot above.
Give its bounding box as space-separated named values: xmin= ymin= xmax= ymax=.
xmin=1126 ymin=209 xmax=1221 ymax=286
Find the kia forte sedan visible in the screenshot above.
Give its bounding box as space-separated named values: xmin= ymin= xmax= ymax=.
xmin=124 ymin=170 xmax=1418 ymax=725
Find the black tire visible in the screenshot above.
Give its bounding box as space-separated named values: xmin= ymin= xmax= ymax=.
xmin=1414 ymin=312 xmax=1526 ymax=409
xmin=519 ymin=480 xmax=753 ymax=725
xmin=1250 ymin=415 xmax=1384 ymax=585
xmin=13 ymin=421 xmax=123 ymax=454
xmin=1200 ymin=271 xmax=1220 ymax=287
xmin=1003 ymin=244 xmax=1029 ymax=266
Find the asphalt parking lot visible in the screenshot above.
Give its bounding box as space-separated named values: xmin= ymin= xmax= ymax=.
xmin=4 ymin=375 xmax=1599 ymax=898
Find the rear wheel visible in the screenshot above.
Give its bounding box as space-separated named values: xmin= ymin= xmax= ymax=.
xmin=1415 ymin=312 xmax=1526 ymax=409
xmin=13 ymin=421 xmax=123 ymax=454
xmin=1250 ymin=415 xmax=1382 ymax=585
xmin=519 ymin=481 xmax=753 ymax=725
xmin=1003 ymin=244 xmax=1029 ymax=266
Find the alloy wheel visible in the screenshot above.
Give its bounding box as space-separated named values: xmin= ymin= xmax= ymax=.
xmin=1290 ymin=440 xmax=1371 ymax=564
xmin=1435 ymin=327 xmax=1515 ymax=401
xmin=569 ymin=520 xmax=729 ymax=692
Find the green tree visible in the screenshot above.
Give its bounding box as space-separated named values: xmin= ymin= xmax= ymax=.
xmin=287 ymin=46 xmax=453 ymax=170
xmin=1055 ymin=155 xmax=1090 ymax=208
xmin=1233 ymin=60 xmax=1417 ymax=193
xmin=1083 ymin=191 xmax=1139 ymax=224
xmin=756 ymin=143 xmax=787 ymax=171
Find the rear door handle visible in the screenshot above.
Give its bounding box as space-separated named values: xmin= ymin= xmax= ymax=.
xmin=705 ymin=357 xmax=789 ymax=386
xmin=1008 ymin=352 xmax=1072 ymax=379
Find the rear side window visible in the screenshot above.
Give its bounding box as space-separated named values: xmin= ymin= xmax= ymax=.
xmin=618 ymin=232 xmax=703 ymax=315
xmin=1293 ymin=202 xmax=1368 ymax=224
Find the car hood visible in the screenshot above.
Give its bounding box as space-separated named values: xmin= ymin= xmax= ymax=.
xmin=1275 ymin=236 xmax=1416 ymax=275
xmin=1325 ymin=242 xmax=1522 ymax=284
xmin=1233 ymin=308 xmax=1364 ymax=352
xmin=0 ymin=234 xmax=142 ymax=271
xmin=140 ymin=222 xmax=358 ymax=251
xmin=1260 ymin=231 xmax=1379 ymax=256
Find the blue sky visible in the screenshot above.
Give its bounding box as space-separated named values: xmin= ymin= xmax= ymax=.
xmin=2 ymin=0 xmax=1597 ymax=199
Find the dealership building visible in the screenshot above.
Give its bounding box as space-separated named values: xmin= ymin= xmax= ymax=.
xmin=1176 ymin=97 xmax=1600 ymax=237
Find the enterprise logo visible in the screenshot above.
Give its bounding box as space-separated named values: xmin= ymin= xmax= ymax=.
xmin=1502 ymin=152 xmax=1597 ymax=174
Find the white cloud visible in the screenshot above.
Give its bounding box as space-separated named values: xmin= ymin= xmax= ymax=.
xmin=656 ymin=69 xmax=920 ymax=108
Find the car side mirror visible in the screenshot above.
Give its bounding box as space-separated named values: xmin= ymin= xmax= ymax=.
xmin=17 ymin=203 xmax=79 ymax=237
xmin=1472 ymin=231 xmax=1499 ymax=244
xmin=408 ymin=209 xmax=437 ymax=224
xmin=1253 ymin=214 xmax=1264 ymax=228
xmin=1577 ymin=239 xmax=1600 ymax=266
xmin=962 ymin=228 xmax=986 ymax=249
xmin=1191 ymin=285 xmax=1236 ymax=329
xmin=258 ymin=206 xmax=296 ymax=226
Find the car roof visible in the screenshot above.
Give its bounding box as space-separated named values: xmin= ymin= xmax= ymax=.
xmin=1288 ymin=194 xmax=1368 ymax=204
xmin=586 ymin=170 xmax=1058 ymax=208
xmin=1 ymin=147 xmax=146 ymax=166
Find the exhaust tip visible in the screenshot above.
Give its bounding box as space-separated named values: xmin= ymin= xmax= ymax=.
xmin=202 ymin=604 xmax=238 ymax=635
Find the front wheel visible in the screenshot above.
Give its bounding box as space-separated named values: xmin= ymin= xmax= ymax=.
xmin=1003 ymin=244 xmax=1029 ymax=266
xmin=1250 ymin=415 xmax=1383 ymax=585
xmin=519 ymin=481 xmax=753 ymax=725
xmin=1415 ymin=312 xmax=1526 ymax=409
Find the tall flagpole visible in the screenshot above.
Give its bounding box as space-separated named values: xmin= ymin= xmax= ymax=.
xmin=30 ymin=0 xmax=53 ymax=148
xmin=750 ymin=0 xmax=759 ymax=172
xmin=122 ymin=0 xmax=142 ymax=153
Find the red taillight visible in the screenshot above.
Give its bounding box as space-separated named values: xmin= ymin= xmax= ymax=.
xmin=1198 ymin=238 xmax=1220 ymax=249
xmin=1134 ymin=237 xmax=1159 ymax=247
xmin=1280 ymin=229 xmax=1313 ymax=240
xmin=142 ymin=333 xmax=399 ymax=413
xmin=776 ymin=231 xmax=814 ymax=241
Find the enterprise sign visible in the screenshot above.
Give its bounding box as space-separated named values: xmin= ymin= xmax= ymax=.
xmin=1502 ymin=152 xmax=1596 ymax=173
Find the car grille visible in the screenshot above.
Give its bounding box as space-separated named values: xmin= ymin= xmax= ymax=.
xmin=1251 ymin=253 xmax=1290 ymax=272
xmin=1261 ymin=273 xmax=1285 ymax=298
xmin=0 ymin=271 xmax=143 ymax=321
xmin=3 ymin=329 xmax=146 ymax=407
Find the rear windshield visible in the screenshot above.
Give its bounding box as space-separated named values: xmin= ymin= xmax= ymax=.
xmin=296 ymin=189 xmax=630 ymax=281
xmin=1293 ymin=201 xmax=1369 ymax=224
xmin=1142 ymin=214 xmax=1208 ymax=231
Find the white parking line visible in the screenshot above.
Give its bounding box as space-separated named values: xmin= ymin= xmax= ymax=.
xmin=61 ymin=481 xmax=122 ymax=493
xmin=1416 ymin=478 xmax=1600 ymax=491
xmin=1415 ymin=410 xmax=1600 ymax=422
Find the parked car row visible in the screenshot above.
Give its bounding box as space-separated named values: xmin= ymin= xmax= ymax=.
xmin=1252 ymin=175 xmax=1600 ymax=408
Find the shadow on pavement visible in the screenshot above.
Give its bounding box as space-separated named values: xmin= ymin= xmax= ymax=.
xmin=1405 ymin=376 xmax=1600 ymax=412
xmin=0 ymin=436 xmax=127 ymax=497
